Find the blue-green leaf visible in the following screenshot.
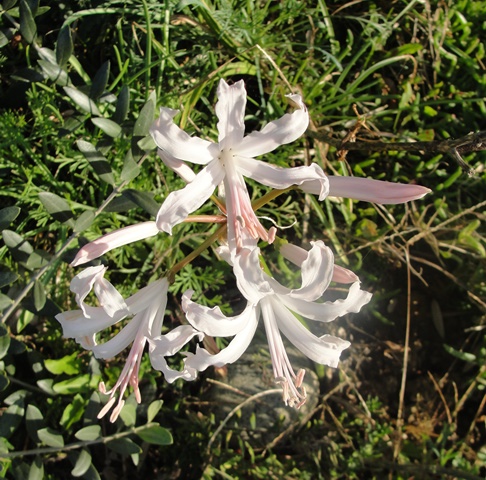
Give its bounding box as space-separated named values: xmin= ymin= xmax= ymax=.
xmin=33 ymin=280 xmax=46 ymax=311
xmin=106 ymin=438 xmax=141 ymax=455
xmin=133 ymin=91 xmax=156 ymax=137
xmin=113 ymin=85 xmax=130 ymax=124
xmin=136 ymin=425 xmax=173 ymax=446
xmin=19 ymin=0 xmax=36 ymax=44
xmin=75 ymin=425 xmax=101 ymax=442
xmin=0 ymin=271 xmax=19 ymax=288
xmin=77 ymin=140 xmax=115 ymax=186
xmin=56 ymin=25 xmax=73 ymax=68
xmin=73 ymin=210 xmax=95 ymax=233
xmin=2 ymin=230 xmax=33 ymax=264
xmin=38 ymin=427 xmax=64 ymax=448
xmin=38 ymin=191 xmax=74 ymax=225
xmin=0 ymin=206 xmax=20 ymax=230
xmin=89 ymin=61 xmax=110 ymax=100
xmin=91 ymin=117 xmax=122 ymax=138
xmin=64 ymin=87 xmax=101 ymax=116
xmin=71 ymin=449 xmax=92 ymax=477
xmin=120 ymin=149 xmax=140 ymax=182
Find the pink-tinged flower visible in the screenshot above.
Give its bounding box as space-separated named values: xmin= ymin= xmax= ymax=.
xmin=72 ymin=221 xmax=160 ymax=267
xmin=181 ymin=242 xmax=372 ymax=408
xmin=150 ymin=79 xmax=329 ymax=250
xmin=301 ymin=175 xmax=431 ymax=204
xmin=56 ymin=277 xmax=169 ymax=422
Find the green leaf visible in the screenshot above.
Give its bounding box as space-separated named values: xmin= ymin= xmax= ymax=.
xmin=53 ymin=374 xmax=91 ymax=395
xmin=0 ymin=206 xmax=20 ymax=230
xmin=19 ymin=0 xmax=36 ymax=44
xmin=0 ymin=401 xmax=25 ymax=439
xmin=38 ymin=191 xmax=74 ymax=224
xmin=444 ymin=344 xmax=476 ymax=363
xmin=0 ymin=324 xmax=10 ymax=360
xmin=38 ymin=60 xmax=70 ymax=86
xmin=45 ymin=352 xmax=81 ymax=375
xmin=3 ymin=0 xmax=18 ymax=11
xmin=17 ymin=309 xmax=35 ymax=333
xmin=147 ymin=400 xmax=163 ymax=423
xmin=33 ymin=280 xmax=46 ymax=311
xmin=0 ymin=293 xmax=13 ymax=310
xmin=77 ymin=140 xmax=115 ymax=186
xmin=119 ymin=402 xmax=136 ymax=427
xmin=28 ymin=456 xmax=44 ymax=480
xmin=60 ymin=394 xmax=86 ymax=430
xmin=75 ymin=425 xmax=101 ymax=442
xmin=25 ymin=405 xmax=45 ymax=444
xmin=89 ymin=61 xmax=110 ymax=100
xmin=2 ymin=230 xmax=33 ymax=264
xmin=71 ymin=449 xmax=92 ymax=477
xmin=136 ymin=425 xmax=172 ymax=446
xmin=73 ymin=210 xmax=95 ymax=233
xmin=56 ymin=25 xmax=73 ymax=68
xmin=26 ymin=250 xmax=51 ymax=270
xmin=113 ymin=85 xmax=130 ymax=124
xmin=38 ymin=427 xmax=64 ymax=448
xmin=91 ymin=117 xmax=122 ymax=138
xmin=0 ymin=271 xmax=19 ymax=288
xmin=106 ymin=438 xmax=142 ymax=455
xmin=64 ymin=87 xmax=101 ymax=116
xmin=0 ymin=374 xmax=9 ymax=391
xmin=120 ymin=149 xmax=141 ymax=182
xmin=133 ymin=91 xmax=156 ymax=137
xmin=122 ymin=189 xmax=160 ymax=217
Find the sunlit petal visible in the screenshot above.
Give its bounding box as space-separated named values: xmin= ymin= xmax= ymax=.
xmin=237 ymin=157 xmax=329 ymax=200
xmin=157 ymin=149 xmax=196 ymax=183
xmin=150 ymin=107 xmax=218 ymax=164
xmin=71 ymin=222 xmax=160 ymax=266
xmin=156 ymin=158 xmax=225 ymax=233
xmin=216 ymin=79 xmax=246 ymax=148
xmin=235 ymin=94 xmax=309 ymax=157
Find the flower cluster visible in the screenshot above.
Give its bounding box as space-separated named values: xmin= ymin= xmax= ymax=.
xmin=56 ymin=79 xmax=430 ymax=421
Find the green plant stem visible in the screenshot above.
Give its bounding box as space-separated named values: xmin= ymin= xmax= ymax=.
xmin=0 ymin=423 xmax=160 ymax=459
xmin=166 ymin=224 xmax=226 ymax=284
xmin=0 ymin=154 xmax=149 ymax=325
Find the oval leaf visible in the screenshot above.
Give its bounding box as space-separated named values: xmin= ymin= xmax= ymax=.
xmin=38 ymin=427 xmax=64 ymax=448
xmin=113 ymin=85 xmax=130 ymax=124
xmin=0 ymin=206 xmax=20 ymax=230
xmin=0 ymin=323 xmax=11 ymax=360
xmin=56 ymin=25 xmax=73 ymax=67
xmin=89 ymin=61 xmax=110 ymax=100
xmin=38 ymin=191 xmax=74 ymax=224
xmin=33 ymin=280 xmax=46 ymax=312
xmin=19 ymin=0 xmax=36 ymax=44
xmin=28 ymin=456 xmax=44 ymax=480
xmin=0 ymin=271 xmax=19 ymax=288
xmin=106 ymin=437 xmax=142 ymax=455
xmin=133 ymin=91 xmax=156 ymax=137
xmin=136 ymin=425 xmax=172 ymax=446
xmin=77 ymin=140 xmax=115 ymax=186
xmin=91 ymin=117 xmax=122 ymax=138
xmin=38 ymin=60 xmax=70 ymax=86
xmin=122 ymin=189 xmax=159 ymax=217
xmin=120 ymin=149 xmax=140 ymax=182
xmin=73 ymin=210 xmax=95 ymax=233
xmin=2 ymin=230 xmax=33 ymax=264
xmin=147 ymin=400 xmax=163 ymax=423
xmin=64 ymin=87 xmax=101 ymax=116
xmin=75 ymin=425 xmax=101 ymax=442
xmin=71 ymin=449 xmax=92 ymax=477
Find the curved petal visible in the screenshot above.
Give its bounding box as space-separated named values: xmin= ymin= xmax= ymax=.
xmin=182 ymin=290 xmax=257 ymax=336
xmin=150 ymin=107 xmax=219 ymax=164
xmin=126 ymin=278 xmax=169 ymax=316
xmin=157 ymin=150 xmax=196 ymax=183
xmin=216 ymin=79 xmax=246 ymax=149
xmin=156 ymin=159 xmax=225 ymax=233
xmin=90 ymin=313 xmax=141 ymax=359
xmin=287 ymin=241 xmax=334 ymax=302
xmin=71 ymin=222 xmax=160 ymax=266
xmin=271 ymin=300 xmax=350 ymax=368
xmin=233 ymin=247 xmax=275 ymax=303
xmin=328 ymin=176 xmax=431 ymax=204
xmin=94 ymin=276 xmax=128 ymax=318
xmin=70 ymin=265 xmax=106 ymax=311
xmin=184 ymin=311 xmax=259 ymax=371
xmin=237 ymin=157 xmax=329 ymax=200
xmin=149 ymin=325 xmax=204 ymax=383
xmin=235 ymin=94 xmax=309 ymax=157
xmin=55 ymin=308 xmax=126 ymax=338
xmin=279 ymin=282 xmax=372 ymax=323
xmin=332 ymin=265 xmax=359 ymax=284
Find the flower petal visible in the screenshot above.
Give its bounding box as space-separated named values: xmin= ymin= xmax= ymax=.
xmin=71 ymin=222 xmax=160 ymax=266
xmin=184 ymin=311 xmax=259 ymax=371
xmin=237 ymin=157 xmax=329 ymax=200
xmin=328 ymin=176 xmax=431 ymax=204
xmin=157 ymin=149 xmax=196 ymax=183
xmin=155 ymin=158 xmax=225 ymax=233
xmin=149 ymin=325 xmax=204 ymax=383
xmin=279 ymin=282 xmax=372 ymax=323
xmin=235 ymin=94 xmax=309 ymax=157
xmin=183 ymin=289 xmax=257 ymax=336
xmin=55 ymin=308 xmax=124 ymax=338
xmin=150 ymin=107 xmax=219 ymax=164
xmin=215 ymin=79 xmax=246 ymax=149
xmin=271 ymin=299 xmax=350 ymax=368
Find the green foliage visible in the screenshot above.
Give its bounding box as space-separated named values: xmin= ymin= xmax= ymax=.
xmin=0 ymin=0 xmax=485 ymax=478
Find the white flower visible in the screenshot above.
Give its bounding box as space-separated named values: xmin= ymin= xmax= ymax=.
xmin=150 ymin=79 xmax=329 ymax=250
xmin=56 ymin=276 xmax=169 ymax=422
xmin=181 ymin=241 xmax=372 ymax=407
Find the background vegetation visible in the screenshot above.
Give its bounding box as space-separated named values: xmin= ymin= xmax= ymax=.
xmin=0 ymin=0 xmax=485 ymax=478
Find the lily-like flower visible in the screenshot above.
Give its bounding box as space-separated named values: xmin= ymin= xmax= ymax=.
xmin=56 ymin=277 xmax=169 ymax=422
xmin=150 ymin=79 xmax=329 ymax=250
xmin=181 ymin=241 xmax=372 ymax=407
xmin=301 ymin=175 xmax=431 ymax=204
